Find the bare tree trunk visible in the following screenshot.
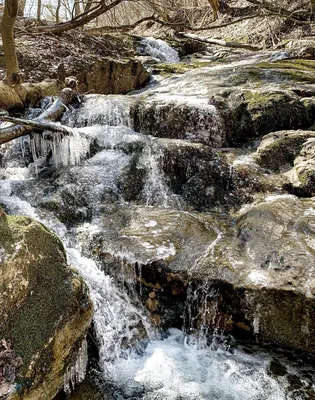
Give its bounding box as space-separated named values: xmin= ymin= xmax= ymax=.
xmin=56 ymin=0 xmax=61 ymax=22
xmin=74 ymin=0 xmax=82 ymax=18
xmin=18 ymin=0 xmax=26 ymax=16
xmin=1 ymin=0 xmax=21 ymax=86
xmin=37 ymin=0 xmax=42 ymax=21
xmin=208 ymin=0 xmax=219 ymax=21
xmin=84 ymin=0 xmax=93 ymax=13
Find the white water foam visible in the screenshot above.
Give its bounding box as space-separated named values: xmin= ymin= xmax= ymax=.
xmin=140 ymin=37 xmax=180 ymax=63
xmin=111 ymin=328 xmax=288 ymax=400
xmin=0 ymin=179 xmax=152 ymax=381
xmin=66 ymin=95 xmax=133 ymax=128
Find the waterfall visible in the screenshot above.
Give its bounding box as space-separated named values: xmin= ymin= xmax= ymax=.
xmin=140 ymin=37 xmax=180 ymax=63
xmin=1 ymin=93 xmax=314 ymax=400
xmin=0 ymin=180 xmax=153 ymax=383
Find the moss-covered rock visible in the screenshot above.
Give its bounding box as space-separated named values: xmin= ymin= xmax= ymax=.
xmin=254 ymin=130 xmax=315 ymax=172
xmin=0 ymin=209 xmax=93 ymax=400
xmin=150 ymin=138 xmax=258 ymax=210
xmin=85 ymin=205 xmax=221 ymax=328
xmin=286 ymin=138 xmax=315 ymax=196
xmin=132 ymin=58 xmax=315 ymax=146
xmin=229 ymin=89 xmax=311 ymax=144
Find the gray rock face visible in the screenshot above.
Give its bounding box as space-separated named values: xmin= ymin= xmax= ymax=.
xmin=84 ymin=195 xmax=315 ymax=353
xmin=254 ymin=130 xmax=315 ymax=172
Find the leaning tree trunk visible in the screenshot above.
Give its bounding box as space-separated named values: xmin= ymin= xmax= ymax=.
xmin=1 ymin=0 xmax=21 ymax=86
xmin=56 ymin=0 xmax=61 ymax=22
xmin=208 ymin=0 xmax=219 ymax=21
xmin=32 ymin=0 xmax=125 ymax=34
xmin=74 ymin=0 xmax=82 ymax=18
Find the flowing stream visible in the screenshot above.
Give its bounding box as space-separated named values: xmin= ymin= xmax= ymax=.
xmin=1 ymin=49 xmax=315 ymax=399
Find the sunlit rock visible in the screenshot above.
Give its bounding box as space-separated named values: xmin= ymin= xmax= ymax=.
xmin=0 ymin=208 xmax=93 ymax=400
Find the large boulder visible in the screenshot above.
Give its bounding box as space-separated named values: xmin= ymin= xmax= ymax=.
xmin=254 ymin=130 xmax=315 ymax=172
xmin=132 ymin=58 xmax=315 ymax=146
xmin=77 ymin=58 xmax=150 ymax=95
xmin=86 ymin=196 xmax=315 ymax=353
xmin=229 ymin=89 xmax=311 ymax=145
xmin=0 ymin=208 xmax=93 ymax=400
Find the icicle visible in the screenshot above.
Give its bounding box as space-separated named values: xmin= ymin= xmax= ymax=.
xmin=63 ymin=338 xmax=88 ymax=395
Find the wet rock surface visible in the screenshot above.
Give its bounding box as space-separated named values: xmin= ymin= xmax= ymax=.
xmin=132 ymin=55 xmax=315 ymax=146
xmin=85 ymin=195 xmax=315 ymax=352
xmin=2 ymin=41 xmax=315 ymax=399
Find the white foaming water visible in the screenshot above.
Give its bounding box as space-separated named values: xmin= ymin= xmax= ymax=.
xmin=111 ymin=328 xmax=288 ymax=400
xmin=140 ymin=144 xmax=170 ymax=207
xmin=0 ymin=179 xmax=152 ymax=380
xmin=67 ymin=246 xmax=152 ymax=376
xmin=79 ymin=125 xmax=147 ymax=150
xmin=139 ymin=143 xmax=182 ymax=208
xmin=66 ymin=95 xmax=133 ymax=128
xmin=140 ymin=37 xmax=180 ymax=63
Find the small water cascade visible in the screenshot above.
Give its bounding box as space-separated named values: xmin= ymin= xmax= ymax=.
xmin=1 ymin=63 xmax=315 ymax=399
xmin=140 ymin=37 xmax=180 ymax=63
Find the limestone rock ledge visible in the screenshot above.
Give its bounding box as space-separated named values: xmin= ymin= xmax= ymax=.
xmin=0 ymin=208 xmax=93 ymax=400
xmin=85 ymin=199 xmax=315 ymax=354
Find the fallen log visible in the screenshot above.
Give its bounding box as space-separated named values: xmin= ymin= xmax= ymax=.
xmin=0 ymin=87 xmax=76 ymax=145
xmin=0 ymin=65 xmax=67 ymax=111
xmin=176 ymin=32 xmax=262 ymax=51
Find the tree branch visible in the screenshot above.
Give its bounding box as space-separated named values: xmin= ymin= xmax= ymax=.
xmin=176 ymin=32 xmax=262 ymax=51
xmin=0 ymin=116 xmax=71 ymax=134
xmin=31 ymin=0 xmax=127 ymax=34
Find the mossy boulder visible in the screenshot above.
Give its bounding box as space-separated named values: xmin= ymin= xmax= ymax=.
xmin=286 ymin=138 xmax=315 ymax=196
xmin=150 ymin=138 xmax=257 ymax=210
xmin=195 ymin=195 xmax=315 ymax=352
xmin=77 ymin=58 xmax=150 ymax=95
xmin=0 ymin=209 xmax=93 ymax=400
xmin=254 ymin=130 xmax=315 ymax=172
xmin=228 ymin=89 xmax=311 ymax=144
xmin=85 ymin=205 xmax=221 ymax=328
xmin=132 ymin=59 xmax=315 ymax=146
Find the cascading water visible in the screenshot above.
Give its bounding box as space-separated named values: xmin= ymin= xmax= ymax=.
xmin=1 ymin=84 xmax=315 ymax=398
xmin=140 ymin=37 xmax=180 ymax=63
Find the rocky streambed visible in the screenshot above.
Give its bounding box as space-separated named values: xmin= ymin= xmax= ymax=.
xmin=1 ymin=39 xmax=315 ymax=399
